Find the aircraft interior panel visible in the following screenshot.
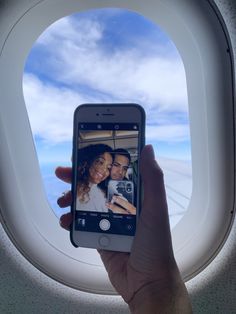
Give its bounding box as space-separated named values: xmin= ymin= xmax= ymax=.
xmin=0 ymin=0 xmax=235 ymax=313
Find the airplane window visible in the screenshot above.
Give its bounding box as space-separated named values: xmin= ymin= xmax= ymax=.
xmin=23 ymin=8 xmax=191 ymax=228
xmin=0 ymin=0 xmax=234 ymax=294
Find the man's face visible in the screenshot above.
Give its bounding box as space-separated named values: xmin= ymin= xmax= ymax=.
xmin=110 ymin=154 xmax=129 ymax=180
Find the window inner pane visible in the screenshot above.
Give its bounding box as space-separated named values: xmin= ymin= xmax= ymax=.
xmin=23 ymin=8 xmax=192 ymax=228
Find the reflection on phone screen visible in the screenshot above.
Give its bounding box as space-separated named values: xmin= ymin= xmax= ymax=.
xmin=107 ymin=180 xmax=134 ymax=211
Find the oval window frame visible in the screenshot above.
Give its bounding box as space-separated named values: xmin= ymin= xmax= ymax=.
xmin=0 ymin=0 xmax=234 ymax=293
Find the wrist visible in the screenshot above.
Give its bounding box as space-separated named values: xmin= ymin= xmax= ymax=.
xmin=128 ymin=278 xmax=192 ymax=314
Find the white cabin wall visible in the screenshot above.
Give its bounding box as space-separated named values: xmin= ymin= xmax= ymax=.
xmin=187 ymin=0 xmax=236 ymax=312
xmin=0 ymin=0 xmax=235 ymax=313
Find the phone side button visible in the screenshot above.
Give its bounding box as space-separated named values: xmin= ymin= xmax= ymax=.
xmin=99 ymin=235 xmax=110 ymax=247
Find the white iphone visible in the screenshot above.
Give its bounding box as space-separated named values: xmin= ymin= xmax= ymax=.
xmin=70 ymin=104 xmax=145 ymax=252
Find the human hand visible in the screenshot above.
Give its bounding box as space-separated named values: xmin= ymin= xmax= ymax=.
xmin=56 ymin=145 xmax=192 ymax=313
xmin=106 ymin=195 xmax=136 ymax=215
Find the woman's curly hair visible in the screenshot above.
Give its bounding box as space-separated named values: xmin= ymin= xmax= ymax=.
xmin=77 ymin=143 xmax=113 ymax=203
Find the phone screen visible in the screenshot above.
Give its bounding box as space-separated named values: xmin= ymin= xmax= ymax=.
xmin=74 ymin=122 xmax=140 ymax=236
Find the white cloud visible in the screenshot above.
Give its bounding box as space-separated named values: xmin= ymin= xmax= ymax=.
xmin=34 ymin=14 xmax=188 ymax=111
xmin=146 ymin=124 xmax=190 ymax=142
xmin=58 ymin=48 xmax=187 ymax=112
xmin=23 ymin=74 xmax=93 ymax=143
xmin=37 ymin=17 xmax=103 ymax=49
xmin=23 ymin=12 xmax=189 ymax=144
xmin=23 ymin=73 xmax=189 ymax=143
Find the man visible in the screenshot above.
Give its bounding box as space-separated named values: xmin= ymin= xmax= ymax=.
xmin=106 ymin=148 xmax=137 ymax=214
xmin=110 ymin=148 xmax=131 ymax=181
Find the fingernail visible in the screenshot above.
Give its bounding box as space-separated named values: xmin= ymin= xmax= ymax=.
xmin=146 ymin=144 xmax=155 ymax=159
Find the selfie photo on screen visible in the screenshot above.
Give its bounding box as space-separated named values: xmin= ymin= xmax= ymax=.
xmin=75 ymin=126 xmax=138 ymax=217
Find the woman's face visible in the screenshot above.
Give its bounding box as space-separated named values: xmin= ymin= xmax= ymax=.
xmin=89 ymin=152 xmax=113 ymax=184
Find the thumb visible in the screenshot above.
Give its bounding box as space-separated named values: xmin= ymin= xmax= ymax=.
xmin=130 ymin=145 xmax=175 ymax=274
xmin=140 ymin=145 xmax=168 ymax=223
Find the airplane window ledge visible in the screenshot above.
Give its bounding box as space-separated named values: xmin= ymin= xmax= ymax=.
xmin=0 ymin=0 xmax=235 ymax=303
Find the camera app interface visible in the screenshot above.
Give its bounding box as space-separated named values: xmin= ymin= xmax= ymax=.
xmin=75 ymin=123 xmax=139 ymax=236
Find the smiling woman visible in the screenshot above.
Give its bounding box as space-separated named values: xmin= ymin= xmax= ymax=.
xmin=23 ymin=8 xmax=191 ymax=226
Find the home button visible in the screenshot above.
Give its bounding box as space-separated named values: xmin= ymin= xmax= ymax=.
xmin=99 ymin=236 xmax=110 ymax=247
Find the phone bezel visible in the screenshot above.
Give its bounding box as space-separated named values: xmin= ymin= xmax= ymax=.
xmin=71 ymin=103 xmax=145 ymax=252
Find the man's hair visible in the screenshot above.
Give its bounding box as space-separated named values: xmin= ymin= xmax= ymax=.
xmin=113 ymin=148 xmax=131 ymax=164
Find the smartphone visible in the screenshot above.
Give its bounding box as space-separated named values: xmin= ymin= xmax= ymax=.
xmin=71 ymin=103 xmax=145 ymax=252
xmin=107 ymin=180 xmax=134 ymax=210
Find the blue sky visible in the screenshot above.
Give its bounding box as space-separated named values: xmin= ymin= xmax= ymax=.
xmin=23 ymin=8 xmax=191 ymax=163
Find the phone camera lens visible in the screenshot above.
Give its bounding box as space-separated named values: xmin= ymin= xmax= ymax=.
xmin=126 ymin=183 xmax=132 ymax=193
xmin=96 ymin=113 xmax=99 ymax=116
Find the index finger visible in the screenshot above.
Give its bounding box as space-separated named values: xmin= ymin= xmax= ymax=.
xmin=55 ymin=166 xmax=72 ymax=184
xmin=106 ymin=202 xmax=128 ymax=214
xmin=113 ymin=196 xmax=136 ymax=214
xmin=60 ymin=212 xmax=72 ymax=231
